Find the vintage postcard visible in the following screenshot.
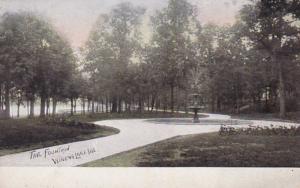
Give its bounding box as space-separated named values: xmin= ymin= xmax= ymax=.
xmin=0 ymin=0 xmax=300 ymax=187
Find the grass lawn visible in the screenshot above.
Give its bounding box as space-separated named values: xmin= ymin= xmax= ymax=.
xmin=0 ymin=111 xmax=192 ymax=156
xmin=82 ymin=132 xmax=300 ymax=167
xmin=0 ymin=118 xmax=119 ymax=156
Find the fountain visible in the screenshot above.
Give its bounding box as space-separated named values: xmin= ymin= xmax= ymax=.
xmin=188 ymin=93 xmax=205 ymax=123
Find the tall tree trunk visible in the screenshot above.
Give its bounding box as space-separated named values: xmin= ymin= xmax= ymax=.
xmin=87 ymin=99 xmax=91 ymax=112
xmin=128 ymin=102 xmax=131 ymax=113
xmin=111 ymin=96 xmax=118 ymax=113
xmin=118 ymin=97 xmax=122 ymax=113
xmin=27 ymin=100 xmax=29 ymax=116
xmin=4 ymin=83 xmax=10 ymax=118
xmin=0 ymin=85 xmax=2 ymax=111
xmin=109 ymin=101 xmax=112 ymax=112
xmin=92 ymin=99 xmax=95 ymax=113
xmin=74 ymin=99 xmax=77 ymax=114
xmin=52 ymin=98 xmax=57 ymax=115
xmin=264 ymin=88 xmax=270 ymax=113
xmin=147 ymin=96 xmax=150 ymax=112
xmin=82 ymin=98 xmax=86 ymax=115
xmin=40 ymin=95 xmax=46 ymax=117
xmin=170 ymin=85 xmax=174 ymax=113
xmin=278 ymin=61 xmax=286 ymax=118
xmin=46 ymin=98 xmax=50 ymax=116
xmin=272 ymin=53 xmax=286 ymax=118
xmin=138 ymin=96 xmax=143 ymax=113
xmin=235 ymin=84 xmax=240 ymax=114
xmin=1 ymin=91 xmax=3 ymax=111
xmin=105 ymin=96 xmax=109 ymax=113
xmin=29 ymin=98 xmax=35 ymax=118
xmin=151 ymin=93 xmax=156 ymax=112
xmin=17 ymin=102 xmax=20 ymax=118
xmin=96 ymin=101 xmax=99 ymax=113
xmin=70 ymin=98 xmax=74 ymax=115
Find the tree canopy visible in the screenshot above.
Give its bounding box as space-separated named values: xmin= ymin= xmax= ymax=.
xmin=0 ymin=0 xmax=300 ymax=118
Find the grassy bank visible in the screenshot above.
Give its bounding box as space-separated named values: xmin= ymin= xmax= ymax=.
xmin=82 ymin=132 xmax=300 ymax=167
xmin=0 ymin=118 xmax=119 ymax=156
xmin=0 ymin=111 xmax=192 ymax=156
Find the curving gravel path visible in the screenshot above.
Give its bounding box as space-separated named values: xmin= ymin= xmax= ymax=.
xmin=0 ymin=114 xmax=298 ymax=167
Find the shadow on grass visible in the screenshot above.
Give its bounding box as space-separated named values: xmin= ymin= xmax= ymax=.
xmin=83 ymin=132 xmax=300 ymax=167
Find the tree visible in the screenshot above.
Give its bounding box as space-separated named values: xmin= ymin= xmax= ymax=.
xmin=48 ymin=39 xmax=75 ymax=116
xmin=239 ymin=0 xmax=300 ymax=117
xmin=195 ymin=25 xmax=247 ymax=113
xmin=84 ymin=2 xmax=145 ymax=113
xmin=150 ymin=0 xmax=200 ymax=112
xmin=0 ymin=12 xmax=75 ymax=118
xmin=0 ymin=12 xmax=28 ymax=118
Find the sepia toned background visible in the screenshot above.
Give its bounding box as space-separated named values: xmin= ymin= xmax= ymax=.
xmin=1 ymin=0 xmax=246 ymax=48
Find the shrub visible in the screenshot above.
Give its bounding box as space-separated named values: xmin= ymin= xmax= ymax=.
xmin=43 ymin=115 xmax=97 ymax=129
xmin=219 ymin=124 xmax=300 ymax=136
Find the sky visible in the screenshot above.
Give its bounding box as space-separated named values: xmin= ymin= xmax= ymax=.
xmin=0 ymin=0 xmax=248 ymax=49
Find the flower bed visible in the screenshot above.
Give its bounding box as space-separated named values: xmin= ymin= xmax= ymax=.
xmin=219 ymin=124 xmax=300 ymax=136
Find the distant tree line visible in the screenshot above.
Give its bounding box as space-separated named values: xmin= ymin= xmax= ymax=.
xmin=0 ymin=0 xmax=300 ymax=119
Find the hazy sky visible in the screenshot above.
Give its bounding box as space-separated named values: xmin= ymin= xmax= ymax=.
xmin=0 ymin=0 xmax=248 ymax=48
